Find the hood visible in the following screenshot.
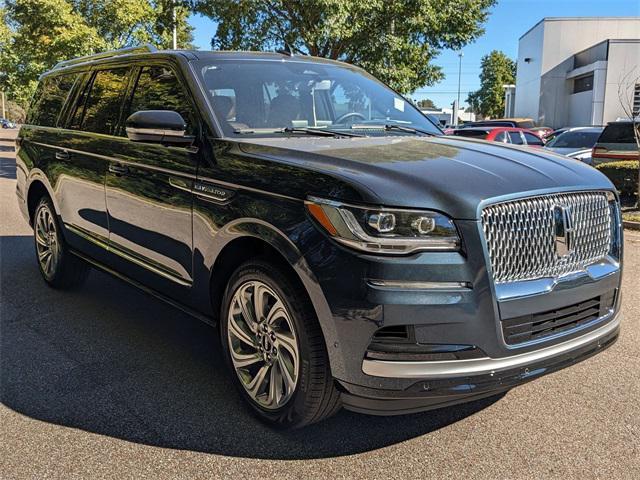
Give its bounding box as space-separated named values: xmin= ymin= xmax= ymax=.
xmin=235 ymin=135 xmax=613 ymax=219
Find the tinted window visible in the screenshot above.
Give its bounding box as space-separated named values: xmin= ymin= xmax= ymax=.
xmin=80 ymin=68 xmax=130 ymax=134
xmin=516 ymin=120 xmax=535 ymax=129
xmin=508 ymin=132 xmax=523 ymax=144
xmin=495 ymin=131 xmax=508 ymax=143
xmin=453 ymin=129 xmax=489 ymax=138
xmin=128 ymin=66 xmax=196 ymax=134
xmin=598 ymin=123 xmax=636 ymax=144
xmin=27 ymin=74 xmax=79 ymax=127
xmin=547 ymin=130 xmax=602 ymax=148
xmin=523 ymin=132 xmax=544 ymax=145
xmin=573 ymin=74 xmax=594 ymax=94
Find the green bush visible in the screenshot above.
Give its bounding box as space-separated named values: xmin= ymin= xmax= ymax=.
xmin=595 ymin=160 xmax=639 ymax=201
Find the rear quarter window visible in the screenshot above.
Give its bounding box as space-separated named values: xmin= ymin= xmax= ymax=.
xmin=598 ymin=124 xmax=636 ymax=144
xmin=26 ymin=73 xmax=79 ymax=127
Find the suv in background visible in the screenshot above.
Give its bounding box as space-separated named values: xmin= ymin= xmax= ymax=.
xmin=592 ymin=120 xmax=639 ymax=165
xmin=15 ymin=45 xmax=623 ymax=429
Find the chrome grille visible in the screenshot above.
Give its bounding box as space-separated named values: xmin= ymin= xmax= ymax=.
xmin=481 ymin=191 xmax=612 ymax=284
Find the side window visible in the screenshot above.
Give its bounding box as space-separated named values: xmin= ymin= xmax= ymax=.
xmin=26 ymin=73 xmax=79 ymax=127
xmin=80 ymin=68 xmax=130 ymax=135
xmin=523 ymin=132 xmax=544 ymax=146
xmin=508 ymin=131 xmax=524 ymax=145
xmin=494 ymin=131 xmax=508 ymax=143
xmin=127 ymin=65 xmax=197 ymax=135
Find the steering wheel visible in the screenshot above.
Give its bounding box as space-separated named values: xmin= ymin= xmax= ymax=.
xmin=335 ymin=112 xmax=366 ymax=124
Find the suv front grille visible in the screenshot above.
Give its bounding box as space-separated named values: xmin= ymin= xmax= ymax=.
xmin=501 ymin=290 xmax=616 ymax=345
xmin=481 ymin=191 xmax=613 ymax=284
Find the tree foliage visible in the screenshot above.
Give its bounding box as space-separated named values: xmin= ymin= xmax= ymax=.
xmin=416 ymin=98 xmax=437 ymax=109
xmin=466 ymin=50 xmax=515 ymax=118
xmin=0 ymin=0 xmax=193 ymax=107
xmin=193 ymin=0 xmax=496 ymax=94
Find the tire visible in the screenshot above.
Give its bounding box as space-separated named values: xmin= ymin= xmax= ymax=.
xmin=220 ymin=259 xmax=341 ymax=428
xmin=33 ymin=196 xmax=90 ymax=289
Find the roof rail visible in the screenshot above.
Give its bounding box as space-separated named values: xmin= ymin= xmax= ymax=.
xmin=52 ymin=44 xmax=158 ymax=70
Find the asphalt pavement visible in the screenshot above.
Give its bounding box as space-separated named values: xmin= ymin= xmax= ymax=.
xmin=1 ymin=128 xmax=639 ymax=479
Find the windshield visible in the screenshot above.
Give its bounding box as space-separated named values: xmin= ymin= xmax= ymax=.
xmin=547 ymin=130 xmax=602 ymax=148
xmin=194 ymin=59 xmax=442 ymax=137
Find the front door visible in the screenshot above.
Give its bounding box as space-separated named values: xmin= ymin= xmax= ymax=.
xmin=105 ymin=63 xmax=199 ymax=289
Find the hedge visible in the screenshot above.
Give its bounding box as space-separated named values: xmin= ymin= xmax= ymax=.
xmin=595 ymin=160 xmax=639 ymax=200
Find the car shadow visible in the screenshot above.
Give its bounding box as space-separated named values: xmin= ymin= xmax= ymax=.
xmin=0 ymin=234 xmax=503 ymax=460
xmin=0 ymin=145 xmax=17 ymax=179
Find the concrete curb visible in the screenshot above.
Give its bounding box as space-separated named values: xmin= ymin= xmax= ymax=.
xmin=623 ymin=220 xmax=640 ymax=231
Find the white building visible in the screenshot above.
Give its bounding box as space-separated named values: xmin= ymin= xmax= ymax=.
xmin=513 ymin=17 xmax=640 ymax=128
xmin=420 ymin=108 xmax=476 ymax=126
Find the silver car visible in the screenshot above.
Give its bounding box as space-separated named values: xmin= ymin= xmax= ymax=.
xmin=544 ymin=127 xmax=604 ymax=164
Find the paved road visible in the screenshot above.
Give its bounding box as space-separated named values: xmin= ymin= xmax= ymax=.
xmin=1 ymin=129 xmax=639 ymax=479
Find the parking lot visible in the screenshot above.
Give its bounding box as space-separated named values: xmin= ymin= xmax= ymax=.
xmin=1 ymin=128 xmax=639 ymax=479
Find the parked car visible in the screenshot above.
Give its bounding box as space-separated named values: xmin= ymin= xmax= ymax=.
xmin=530 ymin=126 xmax=554 ymax=138
xmin=451 ymin=126 xmax=546 ymax=147
xmin=456 ymin=118 xmax=536 ymax=129
xmin=544 ymin=127 xmax=604 ymax=164
xmin=16 ymin=46 xmax=623 ymax=429
xmin=592 ymin=120 xmax=639 ymax=165
xmin=1 ymin=117 xmax=16 ymax=128
xmin=543 ymin=127 xmax=570 ymax=143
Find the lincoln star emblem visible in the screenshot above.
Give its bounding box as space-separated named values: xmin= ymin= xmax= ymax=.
xmin=553 ymin=205 xmax=574 ymax=257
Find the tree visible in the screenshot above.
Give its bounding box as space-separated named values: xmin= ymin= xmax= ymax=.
xmin=193 ymin=0 xmax=497 ymax=94
xmin=466 ymin=50 xmax=515 ymax=118
xmin=416 ymin=98 xmax=437 ymax=110
xmin=0 ymin=0 xmax=193 ymax=108
xmin=617 ymin=68 xmax=640 ymax=205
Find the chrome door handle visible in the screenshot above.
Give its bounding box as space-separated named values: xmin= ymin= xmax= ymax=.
xmin=108 ymin=164 xmax=129 ymax=176
xmin=55 ymin=150 xmax=70 ymax=160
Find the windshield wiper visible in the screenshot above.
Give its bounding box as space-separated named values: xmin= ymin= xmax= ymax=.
xmin=234 ymin=127 xmax=363 ymax=138
xmin=281 ymin=127 xmax=363 ymax=138
xmin=350 ymin=124 xmax=437 ymax=136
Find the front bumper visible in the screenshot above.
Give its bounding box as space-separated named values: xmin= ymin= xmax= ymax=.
xmin=341 ymin=311 xmax=621 ymax=415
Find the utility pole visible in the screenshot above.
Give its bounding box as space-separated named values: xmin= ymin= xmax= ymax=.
xmin=172 ymin=1 xmax=178 ymax=50
xmin=1 ymin=91 xmax=5 ymax=120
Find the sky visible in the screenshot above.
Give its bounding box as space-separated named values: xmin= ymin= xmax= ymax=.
xmin=189 ymin=0 xmax=640 ymax=109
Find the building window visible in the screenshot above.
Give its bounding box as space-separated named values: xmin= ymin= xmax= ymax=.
xmin=633 ymin=83 xmax=640 ymax=117
xmin=573 ymin=74 xmax=594 ymax=94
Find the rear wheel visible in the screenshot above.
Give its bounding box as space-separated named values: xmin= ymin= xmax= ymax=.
xmin=33 ymin=197 xmax=90 ymax=289
xmin=220 ymin=259 xmax=341 ymax=428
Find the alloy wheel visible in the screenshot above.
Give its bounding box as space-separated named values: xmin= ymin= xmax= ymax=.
xmin=227 ymin=280 xmax=300 ymax=410
xmin=34 ymin=205 xmax=60 ymax=278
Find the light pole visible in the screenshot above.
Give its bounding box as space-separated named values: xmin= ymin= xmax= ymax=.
xmin=456 ymin=51 xmax=463 ymax=125
xmin=172 ymin=1 xmax=178 ymax=50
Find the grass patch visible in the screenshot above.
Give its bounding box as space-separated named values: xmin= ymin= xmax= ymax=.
xmin=622 ymin=210 xmax=640 ymax=222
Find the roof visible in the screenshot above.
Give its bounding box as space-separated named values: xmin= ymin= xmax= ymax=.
xmin=519 ymin=17 xmax=640 ymax=40
xmin=46 ymin=45 xmax=356 ymax=77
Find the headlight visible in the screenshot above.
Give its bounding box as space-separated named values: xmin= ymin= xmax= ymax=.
xmin=305 ymin=196 xmax=460 ymax=254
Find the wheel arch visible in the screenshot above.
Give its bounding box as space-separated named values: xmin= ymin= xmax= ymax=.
xmin=205 ymin=219 xmax=344 ymax=377
xmin=25 ymin=172 xmax=59 ymax=225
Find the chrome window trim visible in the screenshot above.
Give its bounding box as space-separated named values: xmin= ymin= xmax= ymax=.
xmin=362 ymin=311 xmax=621 ymax=379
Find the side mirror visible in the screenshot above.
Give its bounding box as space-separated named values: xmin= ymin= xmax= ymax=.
xmin=125 ymin=110 xmax=194 ymax=145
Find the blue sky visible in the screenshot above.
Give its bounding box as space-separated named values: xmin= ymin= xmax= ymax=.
xmin=189 ymin=0 xmax=640 ymax=109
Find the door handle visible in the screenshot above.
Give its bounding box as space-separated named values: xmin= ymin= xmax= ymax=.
xmin=55 ymin=150 xmax=70 ymax=160
xmin=108 ymin=163 xmax=129 ymax=176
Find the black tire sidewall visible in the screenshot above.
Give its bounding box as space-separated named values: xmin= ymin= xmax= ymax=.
xmin=220 ymin=260 xmax=321 ymax=428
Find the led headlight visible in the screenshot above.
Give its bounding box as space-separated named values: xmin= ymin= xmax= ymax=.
xmin=305 ymin=196 xmax=460 ymax=254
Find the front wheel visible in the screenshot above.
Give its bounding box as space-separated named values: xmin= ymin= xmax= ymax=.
xmin=220 ymin=260 xmax=340 ymax=428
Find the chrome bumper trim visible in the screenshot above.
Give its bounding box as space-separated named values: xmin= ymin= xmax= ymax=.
xmin=495 ymin=256 xmax=620 ymax=301
xmin=367 ymin=280 xmax=471 ymax=290
xmin=362 ymin=311 xmax=621 ymax=379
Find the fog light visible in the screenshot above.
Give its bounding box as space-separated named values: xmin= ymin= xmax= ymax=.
xmin=368 ymin=212 xmax=396 ymax=233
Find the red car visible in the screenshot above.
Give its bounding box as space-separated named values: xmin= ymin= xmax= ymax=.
xmin=450 ymin=126 xmax=545 ymax=147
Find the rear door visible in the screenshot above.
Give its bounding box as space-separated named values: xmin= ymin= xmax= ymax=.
xmin=508 ymin=131 xmax=525 ymax=145
xmin=104 ymin=62 xmax=199 ymax=289
xmin=55 ymin=66 xmax=132 ymax=259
